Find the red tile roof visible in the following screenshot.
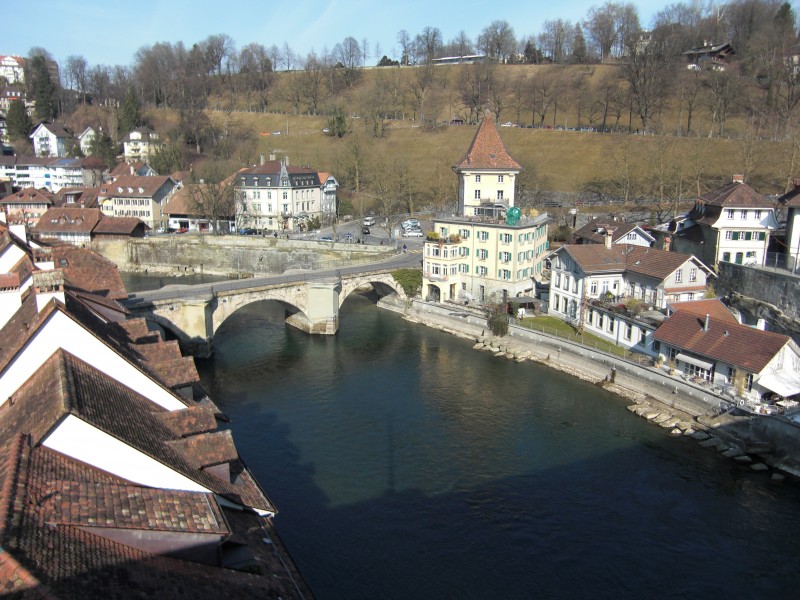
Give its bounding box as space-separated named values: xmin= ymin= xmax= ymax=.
xmin=33 ymin=208 xmax=103 ymax=234
xmin=0 ymin=187 xmax=54 ymax=206
xmin=669 ymin=298 xmax=739 ymax=324
xmin=50 ymin=245 xmax=128 ymax=299
xmin=99 ymin=175 xmax=174 ymax=198
xmin=454 ymin=110 xmax=522 ymax=171
xmin=653 ymin=310 xmax=790 ymax=373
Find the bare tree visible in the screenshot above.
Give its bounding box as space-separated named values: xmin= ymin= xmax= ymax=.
xmin=188 ymin=165 xmax=236 ymax=234
xmin=416 ymin=26 xmax=443 ymax=64
xmin=397 ymin=29 xmax=412 ymax=65
xmin=477 ymin=20 xmax=517 ymax=63
xmin=458 ymin=63 xmax=494 ymax=123
xmin=539 ymin=19 xmax=572 ymax=63
xmin=64 ymin=55 xmax=88 ymax=105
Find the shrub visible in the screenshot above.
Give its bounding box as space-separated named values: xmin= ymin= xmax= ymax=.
xmin=392 ymin=268 xmax=422 ymax=297
xmin=426 ymin=231 xmax=440 ymax=241
xmin=487 ymin=304 xmax=509 ymax=336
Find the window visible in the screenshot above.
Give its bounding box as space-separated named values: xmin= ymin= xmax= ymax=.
xmin=675 ymin=269 xmax=682 ymax=283
xmin=460 ymin=229 xmax=469 ymax=239
xmin=689 ymin=268 xmax=697 ymax=282
xmin=624 ymin=323 xmax=632 ymax=341
xmin=590 ymin=281 xmax=597 ymax=295
xmin=722 ymin=252 xmax=730 ymax=262
xmin=498 ymin=175 xmax=504 ymax=183
xmin=754 ymin=210 xmax=762 ymax=219
xmin=725 ymin=231 xmax=733 ymax=240
xmin=726 ymin=209 xmax=735 ymax=219
xmin=474 ymin=190 xmax=481 ymax=200
xmin=501 ymin=233 xmax=512 ymax=244
xmin=563 ymin=275 xmax=570 ymax=290
xmin=475 ymin=174 xmax=481 ymax=182
xmin=477 ymin=266 xmax=488 ymax=276
xmin=555 ymin=273 xmax=561 ymax=286
xmin=497 ymin=190 xmax=504 ymax=201
xmin=477 ymin=230 xmax=489 ymax=241
xmin=477 ymin=249 xmax=488 ymax=260
xmin=740 ymin=210 xmax=747 ymax=220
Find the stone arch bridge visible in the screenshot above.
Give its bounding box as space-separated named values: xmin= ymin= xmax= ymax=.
xmin=123 ymin=268 xmax=407 ymax=356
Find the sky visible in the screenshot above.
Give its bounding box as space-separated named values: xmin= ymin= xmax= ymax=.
xmin=6 ymin=0 xmax=674 ymax=72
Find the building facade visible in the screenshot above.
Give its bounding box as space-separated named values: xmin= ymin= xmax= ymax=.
xmin=235 ymin=158 xmax=332 ymax=231
xmin=671 ymin=175 xmax=778 ymax=267
xmin=98 ymin=175 xmax=176 ymax=230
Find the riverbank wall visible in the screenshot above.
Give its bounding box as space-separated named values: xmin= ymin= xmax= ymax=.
xmin=382 ymin=298 xmax=800 ymax=478
xmin=95 ymin=236 xmax=394 ymax=278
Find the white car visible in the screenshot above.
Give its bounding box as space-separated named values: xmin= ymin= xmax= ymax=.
xmin=402 ymin=229 xmax=424 ymax=237
xmin=401 ymin=219 xmax=420 ymax=229
xmin=363 ymin=216 xmax=376 ymax=226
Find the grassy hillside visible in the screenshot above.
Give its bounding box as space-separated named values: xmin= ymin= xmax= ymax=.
xmin=68 ymin=63 xmax=794 ymax=218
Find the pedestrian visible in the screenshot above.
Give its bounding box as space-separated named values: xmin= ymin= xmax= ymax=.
xmin=273 ymin=232 xmax=278 ymax=238
xmin=402 ymin=244 xmax=407 ymax=253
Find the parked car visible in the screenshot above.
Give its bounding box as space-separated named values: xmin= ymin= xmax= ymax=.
xmin=401 ymin=219 xmax=420 ymax=229
xmin=362 ymin=226 xmax=371 ymax=235
xmin=363 ymin=216 xmax=376 ymax=226
xmin=239 ymin=227 xmax=258 ymax=235
xmin=402 ymin=229 xmax=424 ymax=237
xmin=319 ymin=235 xmax=334 ymax=242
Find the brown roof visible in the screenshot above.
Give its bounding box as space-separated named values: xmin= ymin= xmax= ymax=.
xmin=33 ymin=207 xmax=103 ymax=234
xmin=571 ymin=220 xmax=652 ymax=245
xmin=559 ymin=244 xmax=711 ymax=280
xmin=93 ymin=215 xmax=145 ymax=235
xmin=653 ymin=310 xmax=790 ymax=373
xmin=669 ymin=298 xmax=739 ymax=324
xmin=0 ymin=187 xmax=54 ymax=205
xmin=51 ymin=245 xmax=128 ymax=299
xmin=162 ymin=185 xmax=194 ymax=215
xmin=5 ymin=349 xmax=272 ymax=512
xmin=454 ymin=110 xmax=522 ymax=171
xmin=99 ymin=175 xmax=174 ymax=198
xmin=689 ymin=181 xmax=773 ymax=226
xmin=0 ymin=435 xmax=307 ymax=599
xmin=54 ymin=187 xmax=100 ymax=209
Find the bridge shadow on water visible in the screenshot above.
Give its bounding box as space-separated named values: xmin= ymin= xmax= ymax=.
xmin=198 ymin=297 xmax=800 ymax=600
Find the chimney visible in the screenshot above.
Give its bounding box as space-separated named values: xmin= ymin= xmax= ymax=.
xmin=269 ymin=152 xmax=276 ymax=161
xmin=604 ymin=228 xmax=614 ymax=249
xmin=130 ymin=165 xmax=135 ymax=175
xmin=703 ymin=314 xmax=710 ymax=332
xmin=33 ymin=270 xmax=65 ymax=313
xmin=260 ymin=154 xmax=265 ymax=166
xmin=663 ymin=235 xmax=671 ymax=252
xmin=732 ymin=174 xmax=744 ymax=184
xmin=284 ymin=156 xmax=289 ymax=166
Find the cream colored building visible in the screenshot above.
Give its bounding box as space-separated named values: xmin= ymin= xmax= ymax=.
xmin=423 ymin=111 xmax=549 ymax=304
xmin=423 ymin=214 xmax=549 ymax=303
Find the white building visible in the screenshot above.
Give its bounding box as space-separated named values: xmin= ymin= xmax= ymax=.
xmin=671 ymin=175 xmax=778 ymax=267
xmin=97 ymin=175 xmax=177 ymax=230
xmin=30 ymin=122 xmax=75 ymax=157
xmin=234 ymin=157 xmax=333 ymax=232
xmin=122 ymin=127 xmax=163 ymax=162
xmin=0 ymin=55 xmax=25 ymax=83
xmin=0 ymin=155 xmax=100 ymax=192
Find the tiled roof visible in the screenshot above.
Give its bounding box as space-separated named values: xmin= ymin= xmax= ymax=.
xmin=7 ymin=350 xmax=272 ymax=512
xmin=51 ymin=245 xmax=128 ymax=299
xmin=0 ymin=187 xmax=54 ymax=206
xmin=560 ymin=244 xmax=710 ymax=280
xmin=653 ymin=310 xmax=789 ymax=373
xmin=0 ymin=437 xmax=307 ymax=599
xmin=668 ymin=298 xmax=739 ymax=324
xmin=692 ymin=181 xmax=773 ymax=211
xmin=99 ymin=175 xmax=174 ymax=198
xmin=53 ymin=187 xmax=100 ymax=209
xmin=33 ymin=207 xmax=103 ymax=234
xmin=571 ymin=220 xmax=653 ymax=245
xmin=778 ymin=183 xmax=800 ymax=207
xmin=93 ymin=216 xmax=144 ymax=235
xmin=454 ymin=110 xmax=522 ymax=171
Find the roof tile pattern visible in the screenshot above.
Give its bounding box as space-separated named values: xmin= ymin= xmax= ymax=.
xmin=454 ymin=110 xmax=522 ymax=171
xmin=653 ymin=310 xmax=789 ymax=372
xmin=561 ymin=245 xmax=709 ymax=280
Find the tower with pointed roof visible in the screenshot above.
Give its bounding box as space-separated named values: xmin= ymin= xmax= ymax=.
xmin=453 ymin=110 xmax=522 ymax=218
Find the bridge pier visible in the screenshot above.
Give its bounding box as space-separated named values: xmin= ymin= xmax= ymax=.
xmin=284 ymin=279 xmax=341 ymax=335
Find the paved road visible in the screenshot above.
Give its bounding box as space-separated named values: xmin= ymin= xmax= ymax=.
xmin=124 ymin=248 xmax=423 ymax=304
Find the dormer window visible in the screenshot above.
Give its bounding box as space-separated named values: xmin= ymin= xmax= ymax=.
xmin=138 ymin=187 xmax=144 ymax=193
xmin=117 ymin=187 xmax=123 ymax=193
xmin=127 ymin=187 xmax=133 ymax=193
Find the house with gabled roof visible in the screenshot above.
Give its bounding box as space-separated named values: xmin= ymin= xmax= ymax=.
xmin=0 ymin=186 xmax=54 ymax=227
xmin=110 ymin=160 xmax=157 ymax=179
xmin=572 ymin=218 xmax=654 ymax=247
xmin=671 ymin=175 xmax=778 ymax=268
xmin=547 ymin=243 xmax=714 ymax=352
xmin=653 ymin=309 xmax=800 ymax=403
xmin=29 ymin=121 xmax=76 ymax=158
xmin=0 ymin=235 xmax=312 ymax=597
xmin=453 ymin=109 xmax=522 ymax=219
xmin=33 ymin=207 xmax=146 ymax=244
xmin=98 ymin=174 xmax=177 ymax=230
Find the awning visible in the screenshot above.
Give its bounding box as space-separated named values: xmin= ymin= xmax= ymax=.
xmin=675 ymin=353 xmax=713 ymax=370
xmin=758 ymin=372 xmax=800 ymax=398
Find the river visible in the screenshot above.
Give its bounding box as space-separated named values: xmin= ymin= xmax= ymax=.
xmin=180 ymin=290 xmax=800 ymax=600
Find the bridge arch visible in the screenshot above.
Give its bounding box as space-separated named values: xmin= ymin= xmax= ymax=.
xmin=338 ymin=272 xmax=406 ymax=309
xmin=211 ymin=285 xmax=310 ymax=336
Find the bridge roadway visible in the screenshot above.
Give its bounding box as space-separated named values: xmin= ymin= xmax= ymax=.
xmin=122 ymin=250 xmax=421 ymax=356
